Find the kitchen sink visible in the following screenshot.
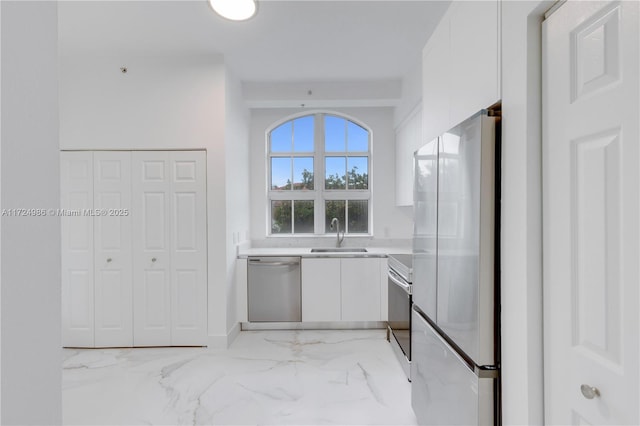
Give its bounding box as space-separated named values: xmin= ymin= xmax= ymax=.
xmin=310 ymin=248 xmax=368 ymax=253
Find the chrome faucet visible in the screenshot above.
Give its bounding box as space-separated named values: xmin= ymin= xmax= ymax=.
xmin=330 ymin=217 xmax=345 ymax=248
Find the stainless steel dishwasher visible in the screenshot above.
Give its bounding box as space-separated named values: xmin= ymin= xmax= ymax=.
xmin=247 ymin=257 xmax=301 ymax=322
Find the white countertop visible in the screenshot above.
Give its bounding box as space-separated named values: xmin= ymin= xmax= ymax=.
xmin=238 ymin=246 xmax=411 ymax=258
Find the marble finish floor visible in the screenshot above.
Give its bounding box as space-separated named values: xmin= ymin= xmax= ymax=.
xmin=63 ymin=329 xmax=418 ymax=425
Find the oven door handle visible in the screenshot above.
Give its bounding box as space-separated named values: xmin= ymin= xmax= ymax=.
xmin=388 ymin=269 xmax=412 ymax=294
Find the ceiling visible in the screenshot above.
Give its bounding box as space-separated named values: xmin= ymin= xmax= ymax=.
xmin=58 ymin=0 xmax=451 ymax=82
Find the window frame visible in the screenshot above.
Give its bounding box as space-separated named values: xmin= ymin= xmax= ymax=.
xmin=267 ymin=112 xmax=372 ymax=236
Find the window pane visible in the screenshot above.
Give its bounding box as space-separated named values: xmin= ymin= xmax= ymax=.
xmin=294 ymin=200 xmax=314 ymax=233
xmin=271 ymin=122 xmax=292 ymax=152
xmin=325 ymin=116 xmax=346 ymax=152
xmin=293 ymin=116 xmax=314 ymax=152
xmin=347 ymin=121 xmax=368 ymax=151
xmin=325 ymin=157 xmax=346 ymax=189
xmin=347 ymin=157 xmax=369 ymax=189
xmin=271 ymin=200 xmax=292 ymax=234
xmin=293 ymin=157 xmax=314 ymax=190
xmin=271 ymin=157 xmax=292 ymax=190
xmin=325 ymin=201 xmax=346 ymax=233
xmin=348 ymin=200 xmax=369 ymax=233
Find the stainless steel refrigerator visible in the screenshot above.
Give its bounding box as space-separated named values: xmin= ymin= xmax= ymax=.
xmin=411 ymin=109 xmax=500 ymax=425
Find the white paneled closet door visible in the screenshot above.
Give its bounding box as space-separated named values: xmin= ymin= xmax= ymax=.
xmin=543 ymin=1 xmax=639 ymax=424
xmin=61 ymin=151 xmax=95 ymax=347
xmin=132 ymin=152 xmax=172 ymax=346
xmin=93 ymin=152 xmax=133 ymax=347
xmin=170 ymin=151 xmax=207 ymax=346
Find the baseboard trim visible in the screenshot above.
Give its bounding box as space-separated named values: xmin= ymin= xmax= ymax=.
xmin=207 ymin=322 xmax=242 ymax=349
xmin=206 ymin=334 xmax=228 ymax=349
xmin=240 ymin=321 xmax=387 ymax=331
xmin=226 ymin=322 xmax=241 ymax=346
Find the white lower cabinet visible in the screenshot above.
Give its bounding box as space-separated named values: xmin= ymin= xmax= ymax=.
xmin=302 ymin=258 xmax=341 ymax=321
xmin=301 ymin=257 xmax=384 ymax=322
xmin=61 ymin=150 xmax=207 ymax=348
xmin=341 ymin=258 xmax=382 ymax=321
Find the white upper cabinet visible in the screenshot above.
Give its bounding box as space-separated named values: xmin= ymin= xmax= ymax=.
xmin=395 ymin=105 xmax=423 ymax=206
xmin=449 ymin=0 xmax=500 ymax=126
xmin=422 ymin=0 xmax=500 ymax=143
xmin=422 ymin=17 xmax=452 ymax=144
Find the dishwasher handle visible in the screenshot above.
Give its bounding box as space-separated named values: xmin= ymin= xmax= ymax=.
xmin=248 ymin=257 xmax=301 ymax=267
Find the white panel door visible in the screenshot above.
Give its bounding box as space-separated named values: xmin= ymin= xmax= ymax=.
xmin=543 ymin=1 xmax=639 ymax=424
xmin=341 ymin=258 xmax=381 ymax=322
xmin=61 ymin=151 xmax=94 ymax=347
xmin=169 ymin=151 xmax=207 ymax=346
xmin=93 ymin=151 xmax=133 ymax=347
xmin=301 ymin=258 xmax=341 ymax=322
xmin=132 ymin=152 xmax=171 ymax=346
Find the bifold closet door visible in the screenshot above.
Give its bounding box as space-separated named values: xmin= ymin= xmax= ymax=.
xmin=132 ymin=152 xmax=172 ymax=346
xmin=132 ymin=150 xmax=207 ymax=346
xmin=93 ymin=152 xmax=133 ymax=347
xmin=169 ymin=151 xmax=207 ymax=345
xmin=61 ymin=151 xmax=95 ymax=347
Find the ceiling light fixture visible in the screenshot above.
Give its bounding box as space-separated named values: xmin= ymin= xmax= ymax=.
xmin=209 ymin=0 xmax=257 ymax=21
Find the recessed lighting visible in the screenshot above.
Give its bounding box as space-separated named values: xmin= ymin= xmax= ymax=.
xmin=209 ymin=0 xmax=257 ymax=21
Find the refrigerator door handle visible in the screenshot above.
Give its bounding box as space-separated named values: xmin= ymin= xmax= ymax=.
xmin=418 ymin=308 xmax=476 ymax=374
xmin=476 ymin=365 xmax=499 ymax=379
xmin=425 ymin=314 xmax=499 ymax=378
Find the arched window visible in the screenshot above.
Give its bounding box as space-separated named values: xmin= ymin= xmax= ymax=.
xmin=268 ymin=113 xmax=371 ymax=235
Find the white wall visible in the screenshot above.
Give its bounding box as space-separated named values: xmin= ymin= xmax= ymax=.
xmin=244 ymin=80 xmax=402 ymax=109
xmin=249 ymin=107 xmax=413 ymax=245
xmin=0 ymin=3 xmax=3 ymax=419
xmin=59 ymin=53 xmax=246 ymax=346
xmin=500 ymin=1 xmax=550 ymax=424
xmin=224 ymin=68 xmax=250 ymax=340
xmin=1 ymin=2 xmax=62 ymax=424
xmin=60 ymin=54 xmax=224 ymax=150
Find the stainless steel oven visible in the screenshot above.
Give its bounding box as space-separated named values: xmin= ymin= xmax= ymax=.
xmin=387 ymin=254 xmax=413 ymax=381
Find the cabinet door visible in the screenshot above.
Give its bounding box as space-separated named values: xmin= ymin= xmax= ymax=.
xmin=301 ymin=258 xmax=341 ymax=322
xmin=422 ymin=17 xmax=451 ymax=143
xmin=61 ymin=151 xmax=95 ymax=347
xmin=341 ymin=258 xmax=382 ymax=321
xmin=93 ymin=152 xmax=133 ymax=347
xmin=395 ymin=106 xmax=422 ymax=207
xmin=380 ymin=258 xmax=388 ymax=321
xmin=169 ymin=151 xmax=207 ymax=346
xmin=132 ymin=152 xmax=171 ymax=346
xmin=449 ymin=0 xmax=500 ymax=126
xmin=236 ymin=258 xmax=248 ymax=322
